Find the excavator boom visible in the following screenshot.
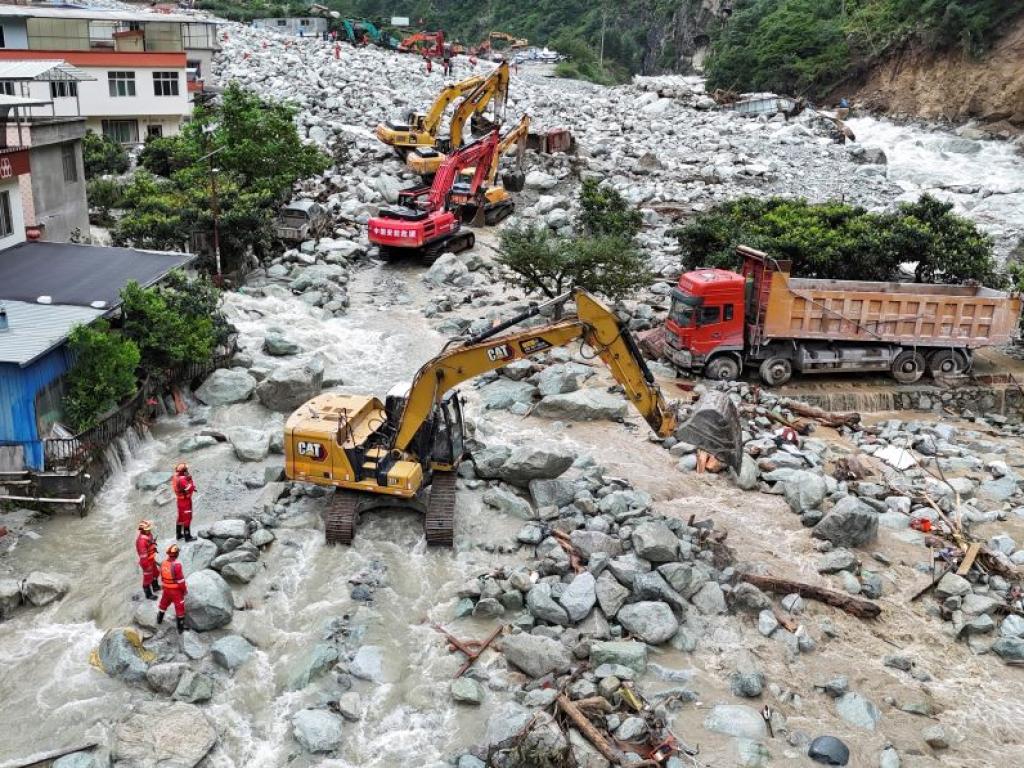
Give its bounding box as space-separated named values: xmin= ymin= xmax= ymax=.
xmin=449 ymin=62 xmax=509 ymax=149
xmin=392 ymin=289 xmax=678 ymax=452
xmin=375 ymin=73 xmax=487 ymax=151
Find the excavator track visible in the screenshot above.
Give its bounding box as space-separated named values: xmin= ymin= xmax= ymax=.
xmin=424 ymin=231 xmax=475 ymax=262
xmin=324 ymin=489 xmax=359 ymax=545
xmin=424 ymin=471 xmax=456 ymax=546
xmin=484 ymin=200 xmax=514 ymax=226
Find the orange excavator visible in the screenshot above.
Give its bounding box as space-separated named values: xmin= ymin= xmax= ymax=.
xmin=368 ymin=131 xmax=507 ymax=260
xmin=471 ymin=31 xmax=528 ymax=57
xmin=398 ymin=30 xmax=446 ymax=57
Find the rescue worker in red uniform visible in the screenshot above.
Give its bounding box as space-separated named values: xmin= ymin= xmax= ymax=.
xmin=135 ymin=520 xmax=161 ymax=600
xmin=157 ymin=544 xmax=187 ymax=634
xmin=171 ymin=463 xmax=196 ymax=541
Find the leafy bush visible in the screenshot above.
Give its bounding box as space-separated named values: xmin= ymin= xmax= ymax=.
xmin=82 ymin=131 xmax=129 ymax=179
xmin=498 ymin=179 xmax=651 ymax=309
xmin=62 ymin=322 xmax=141 ymax=432
xmin=673 ymin=194 xmax=1000 ymax=285
xmin=138 ymin=135 xmax=186 ymax=177
xmin=86 ymin=178 xmax=124 ymax=225
xmin=119 ymin=278 xmax=223 ymax=370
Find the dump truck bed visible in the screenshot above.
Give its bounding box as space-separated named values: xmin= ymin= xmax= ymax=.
xmin=759 ymin=271 xmax=1021 ymax=348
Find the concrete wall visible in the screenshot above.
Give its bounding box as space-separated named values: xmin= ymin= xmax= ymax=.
xmin=0 ymin=17 xmax=28 ymax=49
xmin=30 ymin=141 xmax=88 ymax=242
xmin=0 ymin=177 xmax=26 ymax=251
xmin=252 ymin=18 xmax=327 ymax=35
xmin=34 ymin=65 xmax=189 ymax=125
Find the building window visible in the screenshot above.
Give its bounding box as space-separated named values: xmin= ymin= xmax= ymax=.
xmin=62 ymin=144 xmax=79 ymax=183
xmin=0 ymin=26 xmax=6 ymax=49
xmin=107 ymin=71 xmax=136 ymax=97
xmin=0 ymin=81 xmax=13 ymax=96
xmin=276 ymin=19 xmax=286 ymax=27
xmin=300 ymin=19 xmax=310 ymax=26
xmin=50 ymin=81 xmax=78 ymax=98
xmin=152 ymin=71 xmax=179 ymax=97
xmin=101 ymin=119 xmax=139 ymax=144
xmin=0 ymin=190 xmax=13 ymax=238
xmin=147 ymin=125 xmax=163 ymax=139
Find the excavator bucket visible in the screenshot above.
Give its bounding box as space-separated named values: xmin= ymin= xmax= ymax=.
xmin=675 ymin=390 xmax=744 ymax=473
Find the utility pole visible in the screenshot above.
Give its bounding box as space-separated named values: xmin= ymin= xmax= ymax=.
xmin=599 ymin=5 xmax=607 ymax=71
xmin=196 ymin=141 xmax=225 ymax=280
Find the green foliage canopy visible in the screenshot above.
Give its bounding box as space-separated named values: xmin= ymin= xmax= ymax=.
xmin=82 ymin=130 xmax=129 ymax=179
xmin=673 ymin=194 xmax=1000 ymax=286
xmin=62 ymin=321 xmax=141 ymax=432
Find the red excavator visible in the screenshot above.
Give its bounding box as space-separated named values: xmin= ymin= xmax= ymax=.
xmin=398 ymin=30 xmax=446 ymax=57
xmin=368 ymin=131 xmax=505 ymax=261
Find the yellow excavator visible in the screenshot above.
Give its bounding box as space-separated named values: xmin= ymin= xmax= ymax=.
xmin=375 ymin=72 xmax=487 ymax=156
xmin=284 ymin=290 xmax=742 ymax=546
xmin=405 ymin=62 xmax=510 ymax=177
xmin=448 ymin=113 xmax=531 ymax=225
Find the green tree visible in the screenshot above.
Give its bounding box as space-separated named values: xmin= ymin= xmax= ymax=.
xmin=138 ymin=135 xmax=187 ymax=177
xmin=62 ymin=321 xmax=141 ymax=432
xmin=674 ymin=194 xmax=1000 ymax=285
xmin=82 ymin=130 xmax=129 ymax=179
xmin=577 ymin=178 xmax=642 ymax=238
xmin=119 ymin=279 xmax=221 ymax=370
xmin=86 ymin=178 xmax=124 ymax=226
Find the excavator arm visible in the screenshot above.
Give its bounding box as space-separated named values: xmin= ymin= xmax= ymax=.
xmin=392 ymin=290 xmax=678 ymax=453
xmin=485 ymin=114 xmax=530 ymax=187
xmin=449 ymin=62 xmax=509 ymax=149
xmin=421 ymin=74 xmax=487 ymax=135
xmin=422 ymin=131 xmax=499 ymax=211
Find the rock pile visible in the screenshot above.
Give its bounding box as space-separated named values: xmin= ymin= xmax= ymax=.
xmin=0 ymin=570 xmax=70 ymax=620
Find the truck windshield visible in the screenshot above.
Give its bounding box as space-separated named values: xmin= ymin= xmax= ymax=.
xmin=669 ymin=293 xmax=700 ymax=327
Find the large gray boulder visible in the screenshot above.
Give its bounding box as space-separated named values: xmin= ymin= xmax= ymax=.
xmin=112 ymin=701 xmax=217 ymax=766
xmin=813 ymin=496 xmax=878 ymax=548
xmin=595 ymin=571 xmax=630 ymax=616
xmin=21 ymin=571 xmax=69 ymax=606
xmin=485 ymin=702 xmax=534 ymax=748
xmin=178 ymin=538 xmax=218 ymax=577
xmin=226 ymin=427 xmax=270 ymax=462
xmin=211 ymin=635 xmax=255 ymax=671
xmin=590 ymin=641 xmax=647 ymax=675
xmin=52 ymin=752 xmax=100 ymax=768
xmin=781 ymin=470 xmax=829 ymax=513
xmin=527 ymin=582 xmax=571 ymax=625
xmin=533 ymin=390 xmax=628 ymax=421
xmin=184 ymin=569 xmax=234 ymax=631
xmin=703 ymin=704 xmax=769 ymax=740
xmin=145 ymin=662 xmax=187 ymax=695
xmin=172 ymin=670 xmax=214 ymax=703
xmin=134 ymin=471 xmax=171 ymax=491
xmin=349 ymin=645 xmax=384 ymax=681
xmin=836 ymin=692 xmax=881 ymax=730
xmin=559 ymin=572 xmax=597 ymax=622
xmin=263 ymin=330 xmax=300 ymax=356
xmin=292 ymin=709 xmax=343 ymax=753
xmin=631 ymin=521 xmax=679 ymax=562
xmin=616 ymin=602 xmax=679 ymax=644
xmin=423 ymin=253 xmax=469 ymax=286
xmin=95 ymin=627 xmax=152 ymax=683
xmin=570 ymin=530 xmax=623 ymax=560
xmin=479 ymin=379 xmax=537 ymax=411
xmin=536 ymin=363 xmax=590 ymax=396
xmin=0 ymin=578 xmax=22 ymax=617
xmin=482 ymin=487 xmax=533 ymax=519
xmin=491 ymin=445 xmax=576 ymax=487
xmin=501 ymin=632 xmax=572 ymax=678
xmin=529 ymin=478 xmax=577 ymax=508
xmin=287 ymin=643 xmax=339 ymax=690
xmin=255 ymin=357 xmax=324 ymax=412
xmin=195 ymin=368 xmax=256 ymax=406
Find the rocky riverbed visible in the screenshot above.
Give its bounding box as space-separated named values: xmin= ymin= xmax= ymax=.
xmin=2 ymin=18 xmax=1024 ymax=768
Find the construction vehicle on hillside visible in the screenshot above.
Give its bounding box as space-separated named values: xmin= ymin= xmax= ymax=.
xmin=471 ymin=31 xmax=528 ymax=58
xmin=398 ymin=30 xmax=446 ymax=57
xmin=405 ymin=61 xmax=510 ymax=177
xmin=368 ymin=131 xmax=506 ymax=260
xmin=662 ymin=246 xmax=1023 ymax=385
xmin=375 ymin=72 xmax=487 ymax=156
xmin=284 ymin=290 xmax=741 ymax=545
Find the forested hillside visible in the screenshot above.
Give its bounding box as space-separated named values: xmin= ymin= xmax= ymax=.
xmin=198 ymin=0 xmax=1022 ymax=101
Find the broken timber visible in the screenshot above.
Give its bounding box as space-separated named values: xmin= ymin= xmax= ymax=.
xmin=555 ymin=695 xmax=660 ymax=768
xmin=783 ymin=400 xmax=861 ymax=429
xmin=739 ymin=573 xmax=881 ymax=619
xmin=432 ymin=623 xmax=503 ymax=678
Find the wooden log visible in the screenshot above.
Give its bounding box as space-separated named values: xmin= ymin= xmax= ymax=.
xmin=739 ymin=573 xmax=881 ymax=619
xmin=784 ymin=400 xmax=861 ymax=429
xmin=556 ymin=694 xmax=624 ymax=765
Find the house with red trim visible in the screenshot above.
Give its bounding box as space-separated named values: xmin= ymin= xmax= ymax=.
xmin=0 ymin=4 xmax=220 ymax=143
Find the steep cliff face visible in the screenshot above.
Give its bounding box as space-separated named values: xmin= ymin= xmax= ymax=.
xmin=848 ymin=12 xmax=1024 ymax=134
xmin=639 ymin=0 xmax=725 ymax=75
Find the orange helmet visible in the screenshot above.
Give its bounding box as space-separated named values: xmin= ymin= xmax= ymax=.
xmin=175 ymin=463 xmax=188 ymax=474
xmin=166 ymin=544 xmax=180 ymax=557
xmin=138 ymin=520 xmax=153 ymax=531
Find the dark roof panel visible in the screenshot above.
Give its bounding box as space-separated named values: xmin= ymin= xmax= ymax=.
xmin=0 ymin=241 xmax=195 ymax=308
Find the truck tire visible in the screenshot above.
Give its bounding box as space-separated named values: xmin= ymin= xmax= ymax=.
xmin=891 ymin=350 xmax=925 ymax=384
xmin=927 ymin=349 xmax=966 ymax=378
xmin=759 ymin=357 xmax=792 ymax=386
xmin=705 ymin=355 xmax=741 ymax=381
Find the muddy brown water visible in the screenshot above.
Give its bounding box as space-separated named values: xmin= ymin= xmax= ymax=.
xmin=1 ymin=261 xmax=1022 ymax=767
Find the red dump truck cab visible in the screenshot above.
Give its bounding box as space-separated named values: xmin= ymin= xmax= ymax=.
xmin=665 ymin=268 xmax=747 ymax=380
xmin=665 ymin=246 xmax=1021 ymax=386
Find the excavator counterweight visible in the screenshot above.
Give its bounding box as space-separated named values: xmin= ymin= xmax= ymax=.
xmin=284 ymin=289 xmax=743 ymax=547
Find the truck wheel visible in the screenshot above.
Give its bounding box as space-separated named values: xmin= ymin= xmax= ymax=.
xmin=759 ymin=357 xmax=792 ymax=386
xmin=891 ymin=350 xmax=925 ymax=384
xmin=705 ymin=355 xmax=740 ymax=381
xmin=927 ymin=350 xmax=965 ymax=378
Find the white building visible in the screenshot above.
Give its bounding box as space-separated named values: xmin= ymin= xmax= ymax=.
xmin=0 ymin=5 xmax=220 ymax=144
xmin=252 ymin=17 xmax=328 ymax=37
